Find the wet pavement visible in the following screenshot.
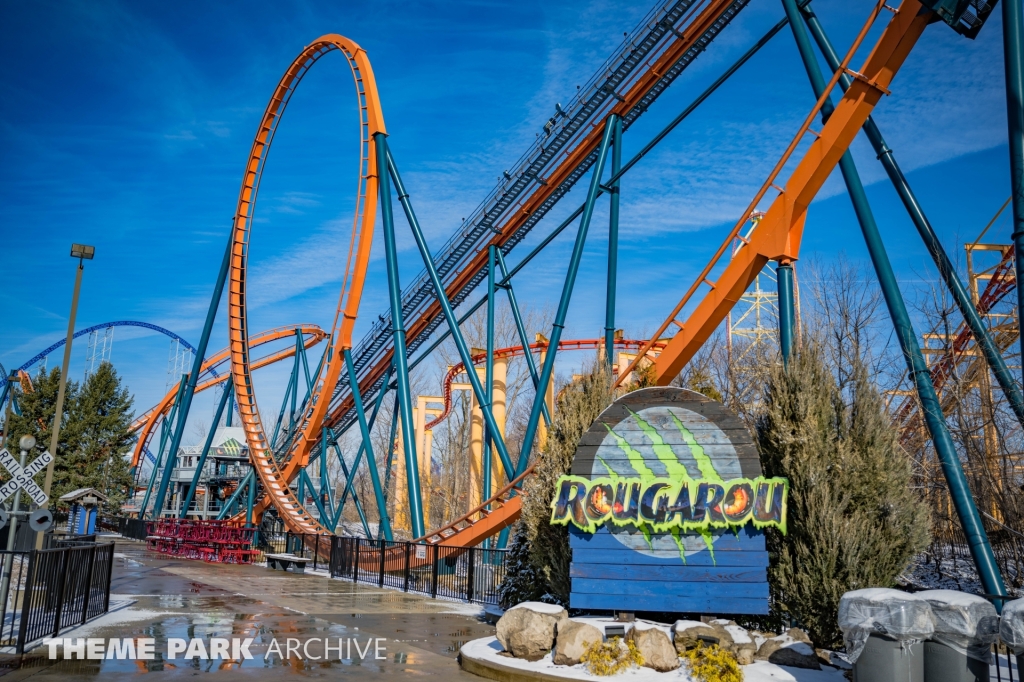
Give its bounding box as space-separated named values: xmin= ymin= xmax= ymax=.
xmin=1 ymin=539 xmax=494 ymax=680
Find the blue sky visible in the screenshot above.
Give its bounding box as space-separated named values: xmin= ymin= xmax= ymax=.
xmin=0 ymin=0 xmax=1016 ymax=441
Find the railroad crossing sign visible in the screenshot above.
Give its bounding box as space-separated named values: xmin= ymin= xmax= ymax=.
xmin=0 ymin=448 xmax=52 ymax=506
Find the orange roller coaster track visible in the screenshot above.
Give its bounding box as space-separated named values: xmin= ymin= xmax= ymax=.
xmin=619 ymin=0 xmax=931 ymax=388
xmin=130 ymin=324 xmax=327 ymax=470
xmin=226 ymin=36 xmax=384 ymax=534
xmin=423 ymin=338 xmax=667 ymax=432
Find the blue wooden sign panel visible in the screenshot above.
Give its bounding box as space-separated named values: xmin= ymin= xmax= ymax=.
xmin=565 ymin=387 xmax=774 ymax=615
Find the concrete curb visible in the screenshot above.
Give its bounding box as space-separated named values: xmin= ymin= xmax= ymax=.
xmin=460 ymin=649 xmax=574 ymax=682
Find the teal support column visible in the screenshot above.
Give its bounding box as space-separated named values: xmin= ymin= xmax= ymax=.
xmin=801 ymin=2 xmax=1024 ymax=431
xmin=495 ymin=250 xmax=551 ymax=426
xmin=784 ymin=0 xmax=1008 ymax=604
xmin=320 ymin=427 xmax=334 ymax=518
xmin=180 ymin=379 xmax=233 ymax=518
xmin=777 ymin=263 xmax=795 ymax=364
xmin=386 ymin=146 xmax=516 ymax=483
xmin=484 ymin=246 xmax=497 ymax=504
xmin=157 ymin=236 xmax=232 ymax=518
xmin=1005 ymin=0 xmax=1024 ymax=389
xmin=345 ymin=348 xmax=394 ymax=540
xmin=381 ymin=392 xmax=401 ymax=502
xmin=516 ymin=115 xmax=617 ymax=477
xmin=141 ymin=375 xmax=187 ymax=519
xmin=288 ymin=333 xmax=300 ymax=434
xmin=245 ymin=473 xmax=255 ymax=527
xmin=374 ymin=132 xmax=423 ymax=539
xmin=225 ymin=387 xmax=233 ymax=427
xmin=605 ymin=115 xmax=623 ymax=370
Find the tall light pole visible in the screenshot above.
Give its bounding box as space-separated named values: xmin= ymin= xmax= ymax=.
xmin=39 ymin=244 xmax=94 ymax=531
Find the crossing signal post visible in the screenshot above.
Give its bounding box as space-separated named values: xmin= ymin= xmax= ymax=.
xmin=0 ymin=435 xmax=54 ymax=601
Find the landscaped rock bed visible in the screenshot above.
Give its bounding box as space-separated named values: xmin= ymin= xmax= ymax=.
xmin=462 ymin=602 xmax=851 ymax=680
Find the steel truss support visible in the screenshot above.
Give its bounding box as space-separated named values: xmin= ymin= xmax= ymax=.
xmin=334 ymin=364 xmax=394 ymax=533
xmin=495 ymin=250 xmax=551 ymax=427
xmin=141 ymin=376 xmax=186 ymax=518
xmin=180 ymin=378 xmax=233 ymax=518
xmin=605 ymin=115 xmax=623 ymax=371
xmin=327 ymin=431 xmax=373 ymax=539
xmin=801 ymin=2 xmax=1024 ymax=431
xmin=374 ymin=132 xmax=424 ymax=540
xmin=516 ymin=115 xmax=618 ymax=478
xmin=776 ymin=262 xmax=795 ymax=363
xmin=1004 ymin=0 xmax=1024 ymax=389
xmin=385 ymin=145 xmax=516 ymax=485
xmin=783 ymin=0 xmax=1008 ymax=605
xmin=298 ymin=467 xmax=330 ymax=523
xmin=344 ymin=348 xmax=394 ymax=540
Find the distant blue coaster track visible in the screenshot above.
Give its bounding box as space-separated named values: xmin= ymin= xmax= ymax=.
xmin=16 ymin=320 xmax=213 ymax=376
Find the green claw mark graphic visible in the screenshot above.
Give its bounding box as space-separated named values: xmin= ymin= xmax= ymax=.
xmin=639 ymin=522 xmax=653 ymax=550
xmin=670 ymin=527 xmax=687 ymax=565
xmin=602 ymin=422 xmax=654 ymax=477
xmin=668 ymin=412 xmax=722 ymax=482
xmin=596 ymin=455 xmax=617 ymax=478
xmin=698 ymin=527 xmax=716 ymax=563
xmin=627 ymin=408 xmax=691 ymax=479
xmin=596 ymin=408 xmax=750 ymax=566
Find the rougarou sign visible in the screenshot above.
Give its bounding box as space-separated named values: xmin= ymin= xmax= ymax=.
xmin=552 ymin=387 xmax=786 ymax=615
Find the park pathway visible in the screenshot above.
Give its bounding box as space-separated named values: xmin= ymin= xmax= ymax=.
xmin=0 ymin=539 xmax=494 ymax=680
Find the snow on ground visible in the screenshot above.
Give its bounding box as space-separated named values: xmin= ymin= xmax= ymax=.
xmin=461 ymin=637 xmax=849 ymax=682
xmin=900 ymin=552 xmax=1022 ymax=598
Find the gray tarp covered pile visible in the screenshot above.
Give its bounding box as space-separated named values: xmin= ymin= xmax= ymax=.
xmin=1001 ymin=598 xmax=1024 ymax=656
xmin=917 ymin=590 xmax=999 ymax=662
xmin=838 ymin=588 xmax=935 ymax=663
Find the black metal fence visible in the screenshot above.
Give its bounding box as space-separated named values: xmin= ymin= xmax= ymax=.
xmin=0 ymin=542 xmax=115 ymax=654
xmin=328 ymin=536 xmax=507 ymax=605
xmin=993 ymin=642 xmax=1019 ymax=682
xmin=114 ymin=516 xmax=149 ymax=542
xmin=259 ymin=532 xmax=332 ymax=572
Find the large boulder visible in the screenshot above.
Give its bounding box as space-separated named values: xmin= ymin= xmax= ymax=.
xmin=628 ymin=624 xmax=679 ymax=672
xmin=495 ymin=602 xmax=567 ymax=661
xmin=672 ymin=620 xmax=721 ymax=653
xmin=553 ymin=620 xmax=603 ymax=666
xmin=712 ymin=622 xmax=756 ymax=665
xmin=756 ymin=630 xmax=821 ymax=670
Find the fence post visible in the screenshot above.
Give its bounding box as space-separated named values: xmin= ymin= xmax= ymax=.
xmin=16 ymin=551 xmax=38 ymax=654
xmin=430 ymin=545 xmax=439 ymax=599
xmin=51 ymin=550 xmax=70 ymax=638
xmin=103 ymin=544 xmax=113 ymax=613
xmin=80 ymin=545 xmax=96 ymax=626
xmin=378 ymin=539 xmax=386 ymax=587
xmin=353 ymin=538 xmax=360 ymax=581
xmin=403 ymin=542 xmax=411 ymax=592
xmin=466 ymin=546 xmax=476 ymax=603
